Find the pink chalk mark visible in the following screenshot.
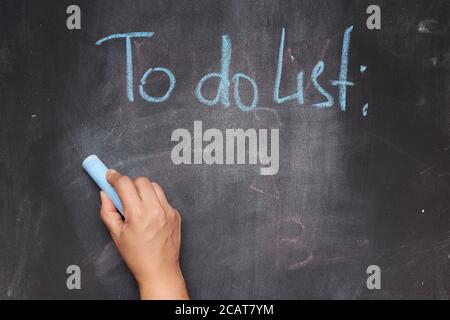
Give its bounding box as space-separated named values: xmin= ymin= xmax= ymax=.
xmin=249 ymin=180 xmax=280 ymax=200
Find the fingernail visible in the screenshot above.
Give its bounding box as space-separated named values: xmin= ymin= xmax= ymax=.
xmin=106 ymin=169 xmax=117 ymax=181
xmin=108 ymin=169 xmax=118 ymax=175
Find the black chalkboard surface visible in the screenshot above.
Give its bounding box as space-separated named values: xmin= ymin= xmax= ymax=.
xmin=0 ymin=0 xmax=449 ymax=299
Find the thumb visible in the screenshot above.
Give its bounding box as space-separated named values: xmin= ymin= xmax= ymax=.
xmin=99 ymin=191 xmax=124 ymax=241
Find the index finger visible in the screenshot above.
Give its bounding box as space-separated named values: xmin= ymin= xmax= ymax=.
xmin=107 ymin=169 xmax=142 ymax=217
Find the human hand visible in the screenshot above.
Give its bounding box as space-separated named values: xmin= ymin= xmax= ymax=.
xmin=99 ymin=169 xmax=189 ymax=300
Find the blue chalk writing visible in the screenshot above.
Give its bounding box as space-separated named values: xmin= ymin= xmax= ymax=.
xmin=96 ymin=32 xmax=154 ymax=102
xmin=311 ymin=61 xmax=334 ymax=108
xmin=273 ymin=28 xmax=304 ymax=105
xmin=195 ymin=35 xmax=231 ymax=107
xmin=139 ymin=67 xmax=176 ymax=103
xmin=95 ymin=27 xmax=359 ymax=113
xmin=331 ymin=26 xmax=354 ymax=111
xmin=232 ymin=73 xmax=258 ymax=112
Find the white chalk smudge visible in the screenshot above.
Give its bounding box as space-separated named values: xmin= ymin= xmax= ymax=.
xmin=417 ymin=19 xmax=438 ymax=34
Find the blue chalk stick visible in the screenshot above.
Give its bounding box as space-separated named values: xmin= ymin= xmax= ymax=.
xmin=82 ymin=154 xmax=124 ymax=216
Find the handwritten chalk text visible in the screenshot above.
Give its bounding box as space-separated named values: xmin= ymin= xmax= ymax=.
xmin=96 ymin=26 xmax=354 ymax=111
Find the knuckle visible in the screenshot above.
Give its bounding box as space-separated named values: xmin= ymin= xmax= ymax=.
xmin=170 ymin=208 xmax=178 ymax=218
xmin=153 ymin=206 xmax=165 ymax=217
xmin=135 ymin=176 xmax=150 ymax=184
xmin=167 ymin=210 xmax=176 ymax=221
xmin=117 ymin=175 xmax=130 ymax=185
xmin=152 ymin=182 xmax=163 ymax=192
xmin=167 ymin=209 xmax=180 ymax=224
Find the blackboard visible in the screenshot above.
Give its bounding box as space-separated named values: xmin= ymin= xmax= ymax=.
xmin=0 ymin=0 xmax=449 ymax=299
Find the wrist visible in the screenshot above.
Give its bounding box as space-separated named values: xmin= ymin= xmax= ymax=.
xmin=138 ymin=267 xmax=189 ymax=300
